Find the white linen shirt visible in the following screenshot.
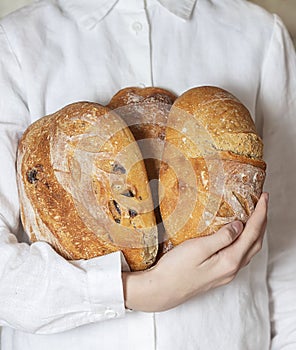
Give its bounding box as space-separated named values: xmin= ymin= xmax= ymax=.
xmin=0 ymin=0 xmax=296 ymax=349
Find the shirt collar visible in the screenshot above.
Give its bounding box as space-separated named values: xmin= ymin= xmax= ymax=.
xmin=57 ymin=0 xmax=197 ymax=29
xmin=158 ymin=0 xmax=197 ymax=20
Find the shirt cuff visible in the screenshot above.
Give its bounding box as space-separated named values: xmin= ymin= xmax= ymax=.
xmin=73 ymin=251 xmax=126 ymax=320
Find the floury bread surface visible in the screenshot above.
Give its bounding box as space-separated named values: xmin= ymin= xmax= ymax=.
xmin=108 ymin=87 xmax=177 ymax=246
xmin=17 ymin=102 xmax=158 ymax=271
xmin=108 ymin=87 xmax=177 ymax=180
xmin=159 ymin=86 xmax=266 ymax=249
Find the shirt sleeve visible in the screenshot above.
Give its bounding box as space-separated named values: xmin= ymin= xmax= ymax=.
xmin=0 ymin=24 xmax=126 ymax=334
xmin=257 ymin=15 xmax=296 ymax=349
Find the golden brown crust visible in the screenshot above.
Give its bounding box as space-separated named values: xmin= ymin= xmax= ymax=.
xmin=108 ymin=87 xmax=177 ymax=254
xmin=17 ymin=102 xmax=158 ymax=271
xmin=107 ymin=86 xmax=177 ymax=179
xmin=170 ymin=86 xmax=263 ymax=159
xmin=159 ymin=86 xmax=266 ymax=248
xmin=108 ymin=86 xmax=177 ymax=111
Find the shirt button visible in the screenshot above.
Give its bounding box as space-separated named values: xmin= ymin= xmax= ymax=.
xmin=104 ymin=309 xmax=117 ymax=319
xmin=132 ymin=21 xmax=143 ymax=34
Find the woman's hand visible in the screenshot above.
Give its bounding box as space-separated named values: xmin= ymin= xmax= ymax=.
xmin=122 ymin=192 xmax=268 ymax=312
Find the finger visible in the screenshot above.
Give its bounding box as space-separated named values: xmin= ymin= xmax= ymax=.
xmin=225 ymin=192 xmax=268 ymax=259
xmin=244 ymin=192 xmax=268 ymax=234
xmin=208 ymin=193 xmax=268 ymax=279
xmin=241 ymin=237 xmax=264 ymax=267
xmin=194 ymin=220 xmax=244 ymax=261
xmin=240 ymin=223 xmax=267 ymax=267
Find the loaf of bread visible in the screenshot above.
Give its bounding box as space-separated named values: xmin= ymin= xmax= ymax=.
xmin=159 ymin=86 xmax=266 ymax=249
xmin=108 ymin=87 xmax=177 ymax=251
xmin=17 ymin=86 xmax=266 ymax=269
xmin=108 ymin=87 xmax=177 ymax=180
xmin=17 ymin=102 xmax=158 ymax=271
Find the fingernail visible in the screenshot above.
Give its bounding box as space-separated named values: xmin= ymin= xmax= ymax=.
xmin=262 ymin=192 xmax=269 ymax=206
xmin=264 ymin=192 xmax=269 ymax=204
xmin=231 ymin=221 xmax=243 ymax=237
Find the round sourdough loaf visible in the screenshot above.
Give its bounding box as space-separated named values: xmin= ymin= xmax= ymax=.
xmin=17 ymin=102 xmax=158 ymax=271
xmin=159 ymin=86 xmax=266 ymax=249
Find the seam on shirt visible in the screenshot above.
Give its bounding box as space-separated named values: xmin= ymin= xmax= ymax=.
xmin=0 ymin=24 xmax=22 ymax=70
xmin=260 ymin=14 xmax=280 ymax=83
xmin=153 ymin=312 xmax=157 ymax=350
xmin=0 ymin=23 xmax=30 ymax=125
xmin=144 ymin=0 xmax=154 ymax=86
xmin=255 ymin=14 xmax=278 ymax=135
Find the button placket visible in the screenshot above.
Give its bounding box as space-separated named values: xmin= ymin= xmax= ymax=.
xmin=122 ymin=11 xmax=152 ymax=87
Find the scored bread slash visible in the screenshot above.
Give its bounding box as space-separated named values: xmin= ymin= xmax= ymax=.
xmin=16 ymin=101 xmax=158 ymax=271
xmin=159 ymin=86 xmax=266 ymax=250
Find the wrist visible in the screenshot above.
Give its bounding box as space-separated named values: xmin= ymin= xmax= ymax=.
xmin=122 ymin=267 xmax=159 ymax=312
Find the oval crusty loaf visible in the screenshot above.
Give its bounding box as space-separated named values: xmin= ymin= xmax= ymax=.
xmin=108 ymin=87 xmax=177 ymax=180
xmin=159 ymin=86 xmax=266 ymax=249
xmin=17 ymin=102 xmax=158 ymax=271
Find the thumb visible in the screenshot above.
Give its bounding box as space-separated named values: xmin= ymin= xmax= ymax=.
xmin=196 ymin=221 xmax=244 ymax=259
